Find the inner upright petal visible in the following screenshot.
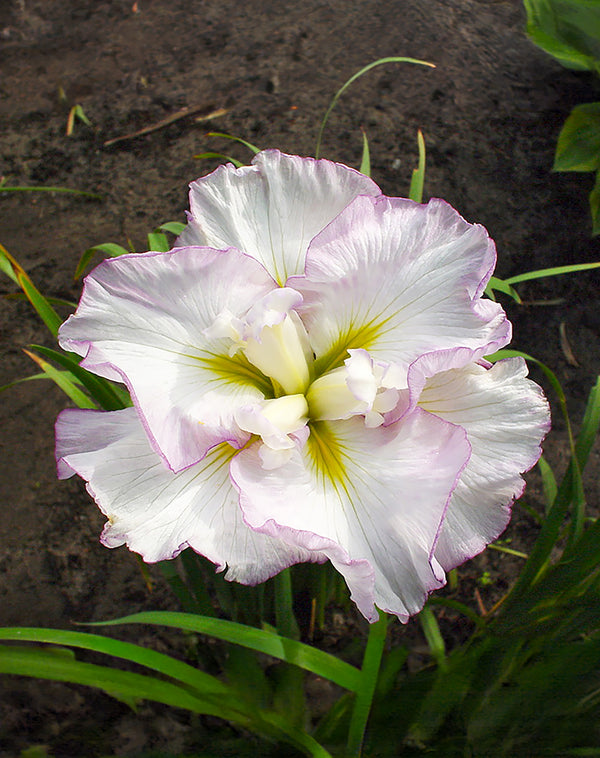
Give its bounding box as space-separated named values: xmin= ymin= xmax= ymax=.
xmin=307 ymin=349 xmax=399 ymax=427
xmin=241 ymin=289 xmax=312 ymax=395
xmin=235 ymin=394 xmax=309 ymax=470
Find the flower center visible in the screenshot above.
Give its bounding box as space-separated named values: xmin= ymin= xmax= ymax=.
xmin=235 ymin=394 xmax=309 ymax=469
xmin=307 ymin=349 xmax=400 ymax=428
xmin=208 ymin=290 xmax=401 ymax=467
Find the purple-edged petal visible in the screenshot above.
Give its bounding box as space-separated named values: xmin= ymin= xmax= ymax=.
xmin=291 ymin=195 xmax=510 ymax=381
xmin=176 ymin=150 xmax=381 ymax=284
xmin=58 ymin=247 xmax=278 ymax=472
xmin=56 ymin=406 xmax=314 ymax=579
xmin=416 ymin=357 xmax=551 ymax=571
xmin=230 ymin=409 xmax=471 ymax=622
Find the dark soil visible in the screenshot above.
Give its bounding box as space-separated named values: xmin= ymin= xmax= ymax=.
xmin=1 ymin=0 xmax=600 ymax=755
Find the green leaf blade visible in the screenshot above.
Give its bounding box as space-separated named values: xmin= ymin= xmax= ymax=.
xmin=554 ymin=103 xmax=600 ymax=172
xmin=315 ymin=56 xmax=435 ymax=159
xmin=75 ymin=242 xmax=131 ymax=279
xmin=23 ymin=349 xmax=97 ymax=409
xmin=0 ymin=246 xmax=63 ymax=336
xmin=194 ymin=151 xmax=245 ymax=168
xmin=147 ymin=231 xmax=170 ymax=253
xmin=88 ymin=611 xmax=362 ymax=692
xmin=359 ymin=129 xmax=371 ymax=177
xmin=157 ymin=221 xmax=186 ymax=236
xmin=503 ymin=261 xmax=600 ymax=285
xmin=0 ymin=627 xmax=229 ymax=698
xmin=408 ymin=129 xmax=426 ymax=203
xmin=206 ymin=132 xmax=261 ymax=155
xmin=524 ymin=0 xmax=600 ymax=71
xmin=0 ymin=644 xmax=242 ymax=720
xmin=29 ymin=345 xmax=128 ymax=411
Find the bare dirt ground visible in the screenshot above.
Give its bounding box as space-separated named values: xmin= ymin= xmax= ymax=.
xmin=1 ymin=0 xmax=600 ymax=755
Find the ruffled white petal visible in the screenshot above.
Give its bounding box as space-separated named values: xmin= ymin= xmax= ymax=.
xmin=291 ymin=195 xmax=510 ymax=382
xmin=177 ymin=150 xmax=381 ymax=284
xmin=58 ymin=247 xmax=278 ymax=472
xmin=417 ymin=357 xmax=550 ymax=570
xmin=230 ymin=409 xmax=471 ymax=622
xmin=55 ymin=407 xmax=314 ymax=581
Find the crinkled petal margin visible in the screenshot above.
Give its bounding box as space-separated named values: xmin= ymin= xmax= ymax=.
xmin=418 ymin=357 xmax=551 ymax=570
xmin=177 ymin=149 xmax=382 ymax=284
xmin=55 ymin=407 xmax=316 ymax=581
xmin=231 ymin=408 xmax=471 ymax=622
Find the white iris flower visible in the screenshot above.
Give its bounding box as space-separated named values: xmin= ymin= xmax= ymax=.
xmin=55 ymin=150 xmax=550 ymax=622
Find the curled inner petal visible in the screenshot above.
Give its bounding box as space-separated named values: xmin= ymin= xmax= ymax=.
xmin=207 ymin=287 xmax=313 ymax=395
xmin=307 ymin=349 xmax=400 ymax=427
xmin=235 ymin=394 xmax=309 ymax=470
xmin=244 ymin=314 xmax=311 ymax=395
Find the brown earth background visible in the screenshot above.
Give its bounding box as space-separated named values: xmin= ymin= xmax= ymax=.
xmin=1 ymin=0 xmax=600 ymax=755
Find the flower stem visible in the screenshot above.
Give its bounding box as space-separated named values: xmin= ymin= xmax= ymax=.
xmin=274 ymin=568 xmax=300 ymax=640
xmin=346 ymin=612 xmax=389 ymax=756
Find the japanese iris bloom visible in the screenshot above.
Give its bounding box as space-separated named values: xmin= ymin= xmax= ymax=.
xmin=55 ymin=150 xmax=549 ymax=622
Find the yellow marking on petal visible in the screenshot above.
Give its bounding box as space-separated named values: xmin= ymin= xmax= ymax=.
xmin=306 ymin=421 xmax=350 ymax=496
xmin=195 ymin=351 xmax=274 ymax=397
xmin=313 ymin=316 xmax=390 ymax=377
xmin=189 ymin=441 xmax=241 ymax=487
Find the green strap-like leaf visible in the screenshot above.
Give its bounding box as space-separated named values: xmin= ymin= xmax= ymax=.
xmin=0 ymin=244 xmax=63 ymax=336
xmin=486 ymin=350 xmax=577 ymax=591
xmin=485 ymin=275 xmax=522 ymax=303
xmin=7 ymin=292 xmax=77 ymax=309
xmin=487 ymin=262 xmax=600 ymax=303
xmin=29 ymin=344 xmax=128 ymax=411
xmin=346 ymin=613 xmax=389 ymax=757
xmin=0 ymin=627 xmax=228 ymax=697
xmin=23 ymin=349 xmax=97 ymax=409
xmin=0 ymin=372 xmax=50 ymax=393
xmin=87 ymin=611 xmax=362 ymax=692
xmin=0 ymin=644 xmax=248 ymax=722
xmin=498 ymin=370 xmax=600 ymax=613
xmin=0 ymin=247 xmax=20 ymax=283
xmin=503 ymin=260 xmax=600 ymax=285
xmin=538 ymin=454 xmax=559 ymax=512
xmin=206 ymin=132 xmax=261 ymax=154
xmin=408 ymin=129 xmax=426 ymax=204
xmin=419 ymin=606 xmax=447 ymax=671
xmin=193 ymin=151 xmax=245 ymax=168
xmin=75 ymin=242 xmax=132 ymax=279
xmin=315 ymin=57 xmax=435 ymax=159
xmin=359 ymin=129 xmax=371 ymax=177
xmin=274 ymin=569 xmax=300 ymax=640
xmin=0 ymin=185 xmax=101 ymax=199
xmin=0 ymin=628 xmax=333 ymax=757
